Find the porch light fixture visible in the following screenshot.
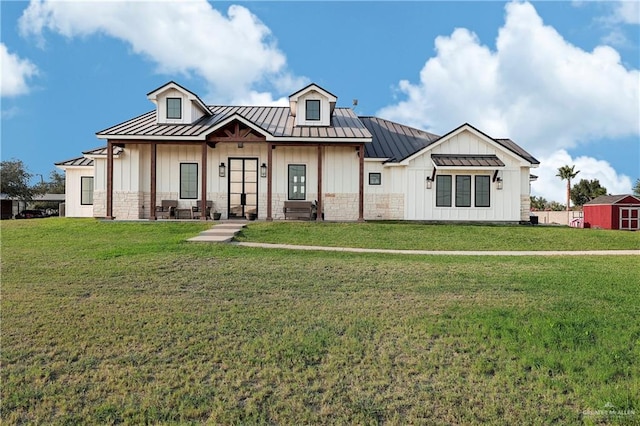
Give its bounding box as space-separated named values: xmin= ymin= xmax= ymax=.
xmin=260 ymin=163 xmax=267 ymax=178
xmin=219 ymin=162 xmax=226 ymax=177
xmin=496 ymin=177 xmax=503 ymax=190
xmin=426 ymin=176 xmax=433 ymax=189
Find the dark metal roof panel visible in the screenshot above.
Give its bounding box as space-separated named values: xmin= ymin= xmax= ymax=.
xmin=431 ymin=154 xmax=505 ymax=167
xmin=55 ymin=156 xmax=94 ymax=167
xmin=495 ymin=138 xmax=540 ymax=165
xmin=359 ymin=116 xmax=439 ymax=161
xmin=82 ymin=146 xmax=124 ymax=156
xmin=97 ymin=105 xmax=366 ymax=141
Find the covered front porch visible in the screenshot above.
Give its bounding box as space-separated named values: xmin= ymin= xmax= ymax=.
xmin=103 ymin=120 xmax=365 ymax=221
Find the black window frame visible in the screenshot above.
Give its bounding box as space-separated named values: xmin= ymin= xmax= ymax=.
xmin=436 ymin=175 xmax=452 ymax=207
xmin=180 ymin=163 xmax=198 ymax=199
xmin=167 ymin=97 xmax=182 ymax=119
xmin=288 ymin=164 xmax=306 ymax=200
xmin=475 ymin=175 xmax=491 ymax=207
xmin=80 ymin=176 xmax=94 ymax=205
xmin=455 ymin=175 xmax=472 ymax=207
xmin=305 ymin=99 xmax=320 ymax=121
xmin=369 ymin=172 xmax=382 ymax=185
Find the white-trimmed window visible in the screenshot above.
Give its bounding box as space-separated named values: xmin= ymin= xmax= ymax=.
xmin=167 ymin=98 xmax=182 ymax=119
xmin=180 ymin=163 xmax=198 ymax=199
xmin=475 ymin=175 xmax=491 ymax=207
xmin=80 ymin=176 xmax=94 ymax=205
xmin=455 ymin=175 xmax=471 ymax=207
xmin=288 ymin=165 xmax=306 ymax=200
xmin=305 ymin=100 xmax=320 ymax=121
xmin=436 ymin=175 xmax=452 ymax=207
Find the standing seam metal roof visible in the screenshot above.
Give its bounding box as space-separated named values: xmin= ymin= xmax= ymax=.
xmin=97 ymin=106 xmax=371 ymax=140
xmin=360 ymin=116 xmax=440 ymax=161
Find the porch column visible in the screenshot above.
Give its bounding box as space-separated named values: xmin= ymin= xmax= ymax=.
xmin=150 ymin=142 xmax=157 ymax=220
xmin=267 ymin=142 xmax=273 ymax=221
xmin=201 ymin=142 xmax=207 ymax=220
xmin=106 ymin=140 xmax=114 ymax=219
xmin=317 ymin=145 xmax=323 ymax=221
xmin=358 ymin=143 xmax=364 ymax=222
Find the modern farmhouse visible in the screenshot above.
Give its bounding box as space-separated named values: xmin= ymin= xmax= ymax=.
xmin=56 ymin=81 xmax=539 ymax=222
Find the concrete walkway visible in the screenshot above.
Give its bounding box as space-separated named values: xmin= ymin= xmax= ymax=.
xmin=188 ymin=223 xmax=639 ymax=255
xmin=234 ymin=242 xmax=640 ymax=256
xmin=187 ymin=221 xmax=248 ymax=243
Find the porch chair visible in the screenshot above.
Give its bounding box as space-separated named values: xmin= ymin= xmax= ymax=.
xmin=192 ymin=200 xmax=213 ymax=219
xmin=155 ymin=200 xmax=177 ymax=219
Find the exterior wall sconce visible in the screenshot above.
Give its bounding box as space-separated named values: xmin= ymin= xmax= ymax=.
xmin=219 ymin=162 xmax=226 ymax=177
xmin=496 ymin=177 xmax=503 ymax=190
xmin=260 ymin=163 xmax=267 ymax=178
xmin=426 ymin=176 xmax=433 ymax=189
xmin=237 ymin=142 xmax=244 ymax=148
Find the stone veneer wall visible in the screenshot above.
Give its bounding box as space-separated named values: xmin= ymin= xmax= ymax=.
xmin=520 ymin=195 xmax=531 ymax=221
xmin=112 ymin=192 xmax=144 ymax=220
xmin=93 ymin=191 xmax=106 ymax=218
xmin=96 ymin=191 xmax=403 ymax=221
xmin=364 ymin=194 xmax=405 ymax=220
xmin=323 ymin=193 xmax=359 ymax=221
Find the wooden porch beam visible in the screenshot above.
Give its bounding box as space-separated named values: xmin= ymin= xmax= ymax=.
xmin=150 ymin=143 xmax=157 ymax=220
xmin=317 ymin=145 xmax=323 ymax=221
xmin=201 ymin=142 xmax=207 ymax=220
xmin=267 ymin=142 xmax=273 ymax=221
xmin=358 ymin=143 xmax=364 ymax=222
xmin=106 ymin=140 xmax=114 ymax=219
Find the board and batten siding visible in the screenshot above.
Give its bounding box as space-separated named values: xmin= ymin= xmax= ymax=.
xmin=403 ymin=130 xmax=529 ymax=222
xmin=63 ymin=167 xmax=94 ymax=217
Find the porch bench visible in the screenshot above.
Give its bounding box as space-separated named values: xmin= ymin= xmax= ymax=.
xmin=155 ymin=200 xmax=177 ymax=219
xmin=283 ymin=201 xmax=314 ymax=220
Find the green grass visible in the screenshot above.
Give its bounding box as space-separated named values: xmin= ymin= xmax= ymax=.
xmin=236 ymin=221 xmax=640 ymax=251
xmin=2 ymin=218 xmax=639 ymax=424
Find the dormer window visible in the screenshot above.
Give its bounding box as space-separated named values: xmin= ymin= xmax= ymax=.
xmin=289 ymin=83 xmax=337 ymax=127
xmin=166 ymin=98 xmax=182 ymax=119
xmin=306 ymin=100 xmax=320 ymax=121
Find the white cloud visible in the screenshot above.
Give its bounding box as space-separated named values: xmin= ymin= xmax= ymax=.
xmin=533 ymin=150 xmax=633 ymax=203
xmin=379 ymin=1 xmax=639 ymax=156
xmin=612 ymin=0 xmax=640 ymax=25
xmin=18 ymin=0 xmax=306 ymax=104
xmin=0 ymin=43 xmax=38 ymax=97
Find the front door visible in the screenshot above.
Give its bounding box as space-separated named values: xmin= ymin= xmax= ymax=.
xmin=228 ymin=158 xmax=258 ymax=219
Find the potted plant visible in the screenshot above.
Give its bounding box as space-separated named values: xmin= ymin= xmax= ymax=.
xmin=212 ymin=210 xmax=222 ymax=220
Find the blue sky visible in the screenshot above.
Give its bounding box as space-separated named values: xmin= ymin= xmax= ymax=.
xmin=1 ymin=0 xmax=638 ymax=203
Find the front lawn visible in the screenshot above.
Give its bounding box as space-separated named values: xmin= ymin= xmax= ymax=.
xmin=1 ymin=219 xmax=638 ymax=424
xmin=235 ymin=221 xmax=640 ymax=251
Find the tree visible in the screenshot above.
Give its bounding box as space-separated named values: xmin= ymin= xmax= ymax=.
xmin=570 ymin=179 xmax=607 ymax=206
xmin=0 ymin=159 xmax=36 ymax=201
xmin=33 ymin=170 xmax=65 ymax=194
xmin=556 ymin=165 xmax=580 ymax=211
xmin=530 ymin=195 xmax=547 ymax=211
xmin=634 ymin=179 xmax=640 ymax=197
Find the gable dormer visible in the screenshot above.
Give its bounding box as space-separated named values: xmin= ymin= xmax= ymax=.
xmin=146 ymin=81 xmax=211 ymax=124
xmin=289 ymin=83 xmax=337 ymax=127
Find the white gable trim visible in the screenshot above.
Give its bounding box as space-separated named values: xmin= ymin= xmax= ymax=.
xmin=147 ymin=81 xmax=210 ymax=114
xmin=399 ymin=124 xmax=530 ymax=167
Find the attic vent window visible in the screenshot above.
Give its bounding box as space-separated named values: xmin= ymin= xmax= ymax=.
xmin=167 ymin=98 xmax=182 ymax=119
xmin=306 ymin=100 xmax=320 ymax=121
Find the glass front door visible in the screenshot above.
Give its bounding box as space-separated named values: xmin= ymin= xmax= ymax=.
xmin=228 ymin=158 xmax=258 ymax=219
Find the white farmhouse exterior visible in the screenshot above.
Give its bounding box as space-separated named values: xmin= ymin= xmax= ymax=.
xmin=57 ymin=81 xmax=539 ymax=222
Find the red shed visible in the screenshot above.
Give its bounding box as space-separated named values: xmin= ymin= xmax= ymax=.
xmin=583 ymin=194 xmax=640 ymax=230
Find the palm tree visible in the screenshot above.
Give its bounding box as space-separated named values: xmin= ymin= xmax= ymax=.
xmin=556 ymin=165 xmax=580 ymax=211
